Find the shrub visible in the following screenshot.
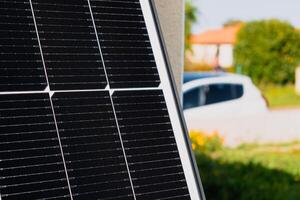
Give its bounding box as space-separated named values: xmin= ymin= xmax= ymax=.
xmin=195 ymin=144 xmax=300 ymax=200
xmin=234 ymin=19 xmax=300 ymax=84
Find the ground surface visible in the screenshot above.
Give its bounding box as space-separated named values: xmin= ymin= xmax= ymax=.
xmin=187 ymin=108 xmax=300 ymax=146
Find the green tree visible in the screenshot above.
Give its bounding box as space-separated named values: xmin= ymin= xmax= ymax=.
xmin=234 ymin=19 xmax=300 ymax=84
xmin=223 ymin=19 xmax=243 ymax=27
xmin=185 ymin=0 xmax=197 ymax=51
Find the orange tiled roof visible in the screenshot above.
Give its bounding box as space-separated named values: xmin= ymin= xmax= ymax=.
xmin=191 ymin=24 xmax=242 ymax=45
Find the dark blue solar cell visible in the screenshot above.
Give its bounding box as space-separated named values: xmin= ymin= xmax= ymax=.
xmin=89 ymin=0 xmax=160 ymax=88
xmin=32 ymin=0 xmax=108 ymax=90
xmin=0 ymin=93 xmax=70 ymax=200
xmin=112 ymin=90 xmax=191 ymax=200
xmin=51 ymin=91 xmax=134 ymax=200
xmin=0 ymin=1 xmax=47 ymax=92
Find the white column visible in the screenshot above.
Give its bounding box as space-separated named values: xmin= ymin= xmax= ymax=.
xmin=296 ymin=67 xmax=300 ymax=95
xmin=154 ymin=0 xmax=185 ymax=94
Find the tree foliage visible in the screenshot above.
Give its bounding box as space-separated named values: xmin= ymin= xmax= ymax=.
xmin=223 ymin=19 xmax=243 ymax=27
xmin=185 ymin=0 xmax=197 ymax=51
xmin=234 ymin=19 xmax=300 ymax=84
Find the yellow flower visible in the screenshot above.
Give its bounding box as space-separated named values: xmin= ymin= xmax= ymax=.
xmin=189 ymin=130 xmax=224 ymax=152
xmin=196 ymin=134 xmax=205 ymax=146
xmin=192 ymin=143 xmax=196 ymax=150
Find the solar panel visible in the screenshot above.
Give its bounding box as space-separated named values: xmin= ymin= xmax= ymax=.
xmin=0 ymin=1 xmax=205 ymax=200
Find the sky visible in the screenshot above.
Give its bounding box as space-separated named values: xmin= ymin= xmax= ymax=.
xmin=192 ymin=0 xmax=300 ymax=33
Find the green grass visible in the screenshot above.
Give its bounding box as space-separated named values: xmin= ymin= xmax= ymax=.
xmin=196 ymin=142 xmax=300 ymax=200
xmin=259 ymin=84 xmax=300 ymax=108
xmin=215 ymin=143 xmax=300 ymax=178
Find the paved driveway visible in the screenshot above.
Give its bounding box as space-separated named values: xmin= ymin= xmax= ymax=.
xmin=186 ymin=109 xmax=300 ymax=146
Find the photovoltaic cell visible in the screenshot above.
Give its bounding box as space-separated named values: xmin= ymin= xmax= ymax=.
xmin=0 ymin=0 xmax=47 ymax=92
xmin=32 ymin=0 xmax=108 ymax=90
xmin=0 ymin=93 xmax=70 ymax=200
xmin=51 ymin=91 xmax=134 ymax=200
xmin=90 ymin=0 xmax=160 ymax=88
xmin=112 ymin=90 xmax=191 ymax=200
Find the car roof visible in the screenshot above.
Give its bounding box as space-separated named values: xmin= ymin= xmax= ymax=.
xmin=183 ymin=72 xmax=227 ymax=83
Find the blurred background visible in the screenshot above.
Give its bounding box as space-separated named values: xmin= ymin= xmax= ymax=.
xmin=183 ymin=0 xmax=300 ymax=199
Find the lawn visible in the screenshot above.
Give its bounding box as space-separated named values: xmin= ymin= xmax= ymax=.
xmin=195 ymin=142 xmax=300 ymax=200
xmin=259 ymin=84 xmax=300 ymax=108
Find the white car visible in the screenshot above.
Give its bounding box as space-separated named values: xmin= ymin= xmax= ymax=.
xmin=183 ymin=72 xmax=268 ymax=120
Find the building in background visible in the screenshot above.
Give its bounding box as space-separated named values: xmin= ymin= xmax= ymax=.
xmin=186 ymin=24 xmax=241 ymax=70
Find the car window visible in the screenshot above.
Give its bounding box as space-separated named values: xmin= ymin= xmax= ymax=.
xmin=183 ymin=83 xmax=243 ymax=109
xmin=183 ymin=86 xmax=208 ymax=109
xmin=205 ymin=84 xmax=243 ymax=105
xmin=183 ymin=87 xmax=200 ymax=110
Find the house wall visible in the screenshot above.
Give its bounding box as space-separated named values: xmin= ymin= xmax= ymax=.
xmin=189 ymin=44 xmax=234 ymax=68
xmin=154 ymin=0 xmax=185 ymax=94
xmin=219 ymin=44 xmax=234 ymax=67
xmin=189 ymin=45 xmax=218 ymax=65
